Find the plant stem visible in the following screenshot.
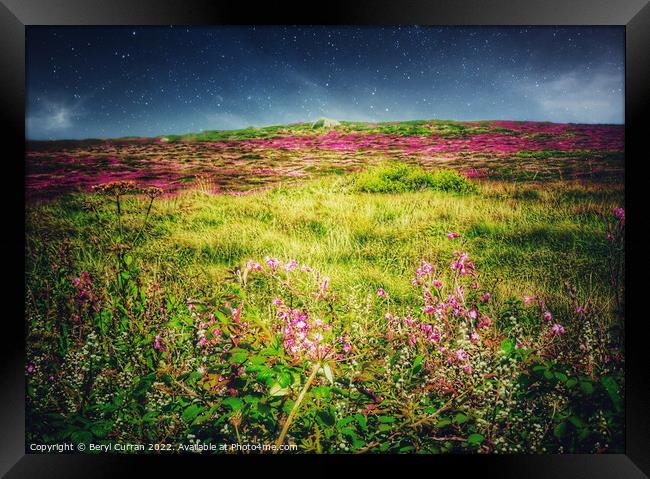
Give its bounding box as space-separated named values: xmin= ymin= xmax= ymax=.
xmin=133 ymin=197 xmax=154 ymax=244
xmin=274 ymin=361 xmax=321 ymax=452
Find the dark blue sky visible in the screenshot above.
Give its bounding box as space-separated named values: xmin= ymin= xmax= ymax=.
xmin=26 ymin=26 xmax=624 ymax=140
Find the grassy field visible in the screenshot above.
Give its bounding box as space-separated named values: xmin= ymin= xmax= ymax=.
xmin=25 ymin=121 xmax=624 ymax=454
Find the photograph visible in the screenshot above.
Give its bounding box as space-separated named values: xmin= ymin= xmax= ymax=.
xmin=24 ymin=25 xmax=626 ymax=455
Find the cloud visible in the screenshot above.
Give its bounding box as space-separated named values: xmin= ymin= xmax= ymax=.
xmin=520 ymin=69 xmax=624 ymax=124
xmin=26 ymin=97 xmax=87 ymax=137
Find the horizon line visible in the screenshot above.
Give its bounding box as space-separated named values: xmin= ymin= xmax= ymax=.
xmin=25 ymin=117 xmax=625 ymax=142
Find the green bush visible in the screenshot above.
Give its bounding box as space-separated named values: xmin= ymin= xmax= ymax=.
xmin=354 ymin=162 xmax=477 ymax=194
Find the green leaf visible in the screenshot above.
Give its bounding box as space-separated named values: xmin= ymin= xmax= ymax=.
xmin=71 ymin=431 xmax=93 ymax=444
xmin=566 ymin=378 xmax=578 ymax=388
xmin=378 ymin=415 xmax=396 ymax=423
xmin=229 ymin=350 xmax=248 ymax=365
xmin=249 ymin=355 xmax=267 ymax=365
xmin=554 ymin=372 xmax=568 ymax=382
xmin=467 ymin=433 xmax=485 ymax=445
xmin=269 ymin=383 xmax=290 ymax=397
xmin=569 ymin=416 xmax=585 ymax=429
xmin=223 ymin=397 xmax=244 ymax=411
xmin=351 ymin=437 xmax=365 ymax=449
xmin=282 ymin=399 xmax=295 ymax=414
xmin=182 ymin=404 xmax=203 ymax=422
xmin=454 ymin=413 xmax=469 ymax=424
xmin=553 ymin=421 xmax=567 ymax=439
xmin=337 ymin=416 xmax=356 ymax=428
xmin=355 ymin=414 xmax=368 ymax=430
xmin=316 ymin=408 xmax=336 ymax=427
xmin=89 ymin=421 xmax=112 ymax=438
xmin=412 ymin=354 xmax=425 ymax=374
xmin=276 ymin=371 xmax=292 ymax=388
xmin=579 ymin=381 xmax=594 ymax=395
xmin=312 ymin=386 xmax=331 ymax=399
xmin=436 ymin=418 xmax=452 ymax=428
xmin=124 ymin=254 xmax=133 ymax=265
xmin=501 ymin=339 xmax=514 ymax=355
xmin=600 ymin=376 xmax=622 ymax=412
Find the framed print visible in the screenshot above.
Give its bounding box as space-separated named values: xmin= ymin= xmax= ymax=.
xmin=1 ymin=0 xmax=647 ymax=477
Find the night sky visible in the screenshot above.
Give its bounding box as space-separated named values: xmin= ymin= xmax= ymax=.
xmin=26 ymin=26 xmax=624 ymax=140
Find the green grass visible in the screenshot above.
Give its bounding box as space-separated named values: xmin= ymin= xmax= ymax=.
xmin=354 ymin=162 xmax=478 ymax=194
xmin=27 ymin=169 xmax=621 ymax=319
xmin=25 ymin=164 xmax=624 ymax=453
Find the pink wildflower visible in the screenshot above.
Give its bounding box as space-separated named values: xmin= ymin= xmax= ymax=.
xmin=416 ymin=260 xmax=434 ymax=277
xmin=455 ymin=349 xmax=468 ymax=361
xmin=433 ymin=280 xmax=442 ymax=288
xmin=447 ymin=232 xmax=461 ymax=240
xmin=551 ymin=323 xmax=566 ymax=335
xmin=477 ymin=315 xmax=492 ymax=329
xmin=543 ymin=311 xmax=553 ymax=322
xmin=284 ymin=259 xmax=298 ymax=272
xmin=576 ymin=305 xmax=586 ymax=314
xmin=450 ymin=251 xmax=476 ymax=276
xmin=272 ymin=297 xmax=284 ymax=307
xmin=265 ymin=257 xmax=280 ymax=271
xmin=481 ymin=292 xmax=491 ymax=303
xmin=377 ymin=288 xmax=387 ymax=298
xmin=612 ymin=207 xmax=625 ymax=224
xmin=319 ymin=277 xmax=330 ymax=293
xmin=153 ymin=334 xmax=165 ymax=351
xmin=246 ymin=259 xmax=262 ymax=271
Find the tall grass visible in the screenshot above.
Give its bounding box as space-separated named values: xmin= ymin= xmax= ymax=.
xmin=25 ymin=165 xmax=624 ymax=453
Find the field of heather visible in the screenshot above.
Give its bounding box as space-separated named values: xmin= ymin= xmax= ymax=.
xmin=25 ymin=119 xmax=625 ymax=454
xmin=26 ymin=120 xmax=623 ymax=199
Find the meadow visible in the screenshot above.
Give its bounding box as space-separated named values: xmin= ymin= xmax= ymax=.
xmin=25 ymin=119 xmax=625 ymax=453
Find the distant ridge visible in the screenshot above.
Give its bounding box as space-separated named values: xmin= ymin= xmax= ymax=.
xmin=311 ymin=117 xmax=341 ymax=129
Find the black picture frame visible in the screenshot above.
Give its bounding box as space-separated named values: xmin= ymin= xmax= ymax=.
xmin=2 ymin=0 xmax=647 ymax=477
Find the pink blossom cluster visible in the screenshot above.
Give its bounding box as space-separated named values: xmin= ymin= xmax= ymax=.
xmin=439 ymin=346 xmax=473 ymax=374
xmin=153 ymin=334 xmax=165 ymax=351
xmin=72 ymin=271 xmax=95 ymax=302
xmin=450 ymin=251 xmax=477 ymax=277
xmin=196 ymin=312 xmax=223 ymax=350
xmin=273 ymin=301 xmax=338 ymax=361
xmin=385 ymin=312 xmax=441 ymax=347
xmin=70 ymin=271 xmax=99 ymax=315
xmin=412 ymin=260 xmax=436 ymax=286
xmin=245 ymin=257 xmax=312 ymax=276
xmin=612 ymin=207 xmax=625 ymax=225
xmin=523 ymin=295 xmax=567 ymax=337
